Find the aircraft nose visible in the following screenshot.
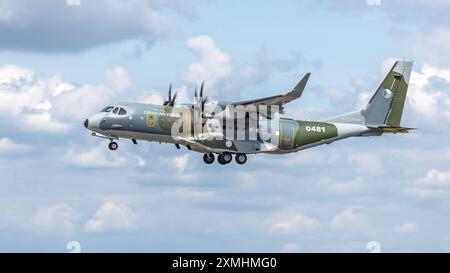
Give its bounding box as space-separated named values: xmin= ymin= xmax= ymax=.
xmin=84 ymin=119 xmax=89 ymax=129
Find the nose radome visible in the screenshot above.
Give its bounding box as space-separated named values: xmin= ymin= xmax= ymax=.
xmin=84 ymin=119 xmax=89 ymax=129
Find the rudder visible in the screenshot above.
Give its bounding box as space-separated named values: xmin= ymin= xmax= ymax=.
xmin=363 ymin=60 xmax=413 ymax=127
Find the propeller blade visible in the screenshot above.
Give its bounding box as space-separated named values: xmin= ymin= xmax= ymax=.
xmin=200 ymin=81 xmax=205 ymax=98
xmin=168 ymin=84 xmax=172 ymax=102
xmin=170 ymin=92 xmax=178 ymax=106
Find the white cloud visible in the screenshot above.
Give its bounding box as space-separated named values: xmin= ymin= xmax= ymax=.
xmin=0 ymin=0 xmax=184 ymax=52
xmin=366 ymin=0 xmax=381 ymax=7
xmin=178 ymin=35 xmax=295 ymax=101
xmin=0 ymin=138 xmax=29 ymax=154
xmin=104 ymin=65 xmax=132 ymax=92
xmin=329 ymin=208 xmax=369 ymax=233
xmin=0 ymin=64 xmax=130 ymax=133
xmin=316 ymin=176 xmax=368 ymax=195
xmin=403 ymin=187 xmax=444 ymax=200
xmin=381 ymin=57 xmax=398 ymax=76
xmin=84 ymin=202 xmax=137 ymax=233
xmin=133 ymin=35 xmax=302 ymax=105
xmin=353 ymin=60 xmax=450 ymax=126
xmin=394 ymin=221 xmax=418 ymax=233
xmin=165 ymin=187 xmax=215 ymax=201
xmin=355 ymin=91 xmax=372 ymax=109
xmin=281 ymin=243 xmax=300 ymax=252
xmin=348 ymin=153 xmax=384 ymax=176
xmin=0 ymin=64 xmax=33 ymax=87
xmin=408 ymin=26 xmax=450 ymax=67
xmin=235 ymin=171 xmax=259 ymax=189
xmin=264 ymin=207 xmax=320 ymax=234
xmin=403 ymin=169 xmax=450 ymax=200
xmin=64 ymin=146 xmax=128 ymax=168
xmin=171 ymin=154 xmax=191 ymax=173
xmin=418 ymin=169 xmax=450 ymax=188
xmin=407 ymin=64 xmax=449 ymax=120
xmin=32 ymin=203 xmax=78 ymax=233
xmin=393 ymin=0 xmax=450 ymax=9
xmin=135 ymin=91 xmax=165 ymax=105
xmin=180 ymin=35 xmax=234 ymax=98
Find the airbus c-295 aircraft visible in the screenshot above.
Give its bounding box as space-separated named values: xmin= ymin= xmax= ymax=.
xmin=84 ymin=60 xmax=414 ymax=165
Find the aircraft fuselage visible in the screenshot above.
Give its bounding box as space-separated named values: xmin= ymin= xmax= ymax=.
xmin=85 ymin=103 xmax=373 ymax=155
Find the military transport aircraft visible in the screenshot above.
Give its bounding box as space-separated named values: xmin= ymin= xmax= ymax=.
xmin=84 ymin=61 xmax=413 ymax=165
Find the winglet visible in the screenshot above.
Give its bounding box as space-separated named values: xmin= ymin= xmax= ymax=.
xmin=288 ymin=73 xmax=311 ymax=99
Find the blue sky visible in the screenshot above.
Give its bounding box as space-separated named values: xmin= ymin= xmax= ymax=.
xmin=1 ymin=0 xmax=450 ymax=252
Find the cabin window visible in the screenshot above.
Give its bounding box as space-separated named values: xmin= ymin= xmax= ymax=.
xmin=112 ymin=107 xmax=119 ymax=114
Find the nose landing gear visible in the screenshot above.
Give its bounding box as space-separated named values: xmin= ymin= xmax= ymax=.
xmin=108 ymin=141 xmax=118 ymax=151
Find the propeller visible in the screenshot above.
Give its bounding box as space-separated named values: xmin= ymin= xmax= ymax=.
xmin=200 ymin=82 xmax=208 ymax=113
xmin=163 ymin=84 xmax=177 ymax=106
xmin=193 ymin=81 xmax=208 ymax=114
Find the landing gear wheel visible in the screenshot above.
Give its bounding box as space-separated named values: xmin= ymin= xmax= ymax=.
xmin=218 ymin=152 xmax=232 ymax=165
xmin=203 ymin=153 xmax=215 ymax=164
xmin=108 ymin=142 xmax=118 ymax=151
xmin=235 ymin=153 xmax=247 ymax=165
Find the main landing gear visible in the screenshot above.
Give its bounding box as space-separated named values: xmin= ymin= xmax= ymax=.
xmin=108 ymin=141 xmax=118 ymax=151
xmin=218 ymin=152 xmax=232 ymax=165
xmin=202 ymin=152 xmax=247 ymax=165
xmin=235 ymin=153 xmax=247 ymax=165
xmin=203 ymin=153 xmax=215 ymax=164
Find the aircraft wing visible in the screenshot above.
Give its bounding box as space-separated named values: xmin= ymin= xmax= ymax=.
xmin=230 ymin=73 xmax=311 ymax=115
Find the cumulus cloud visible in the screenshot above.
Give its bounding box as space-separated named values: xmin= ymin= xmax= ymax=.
xmin=170 ymin=154 xmax=191 ymax=173
xmin=329 ymin=207 xmax=369 ymax=233
xmin=180 ymin=35 xmax=234 ymax=96
xmin=104 ymin=65 xmax=133 ymax=92
xmin=348 ymin=154 xmax=385 ymax=176
xmin=0 ymin=64 xmax=130 ymax=134
xmin=313 ymin=0 xmax=450 ymax=13
xmin=164 ymin=187 xmax=215 ymax=201
xmin=178 ymin=35 xmax=306 ymax=101
xmin=316 ymin=176 xmax=368 ymax=195
xmin=394 ymin=221 xmax=418 ymax=233
xmin=351 ymin=59 xmax=450 ymax=128
xmin=264 ymin=207 xmax=320 ymax=234
xmin=134 ymin=91 xmax=165 ymax=105
xmin=418 ymin=169 xmax=450 ymax=188
xmin=64 ymin=146 xmax=130 ymax=168
xmin=32 ymin=203 xmax=78 ymax=233
xmin=0 ymin=138 xmax=29 ymax=154
xmin=404 ymin=169 xmax=450 ymax=200
xmin=407 ymin=64 xmax=450 ymax=121
xmin=0 ymin=0 xmax=208 ymax=53
xmin=402 ymin=187 xmax=445 ymax=200
xmin=84 ymin=202 xmax=137 ymax=233
xmin=281 ymin=243 xmax=300 ymax=252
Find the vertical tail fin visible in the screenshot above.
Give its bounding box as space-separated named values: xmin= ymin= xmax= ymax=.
xmin=363 ymin=60 xmax=413 ymax=127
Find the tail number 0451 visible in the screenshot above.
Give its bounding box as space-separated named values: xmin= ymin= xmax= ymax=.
xmin=305 ymin=126 xmax=326 ymax=133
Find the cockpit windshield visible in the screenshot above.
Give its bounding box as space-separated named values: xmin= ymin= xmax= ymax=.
xmin=100 ymin=106 xmax=128 ymax=115
xmin=101 ymin=106 xmax=114 ymax=112
xmin=118 ymin=108 xmax=127 ymax=115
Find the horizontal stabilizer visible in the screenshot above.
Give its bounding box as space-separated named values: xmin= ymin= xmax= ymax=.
xmin=367 ymin=125 xmax=416 ymax=134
